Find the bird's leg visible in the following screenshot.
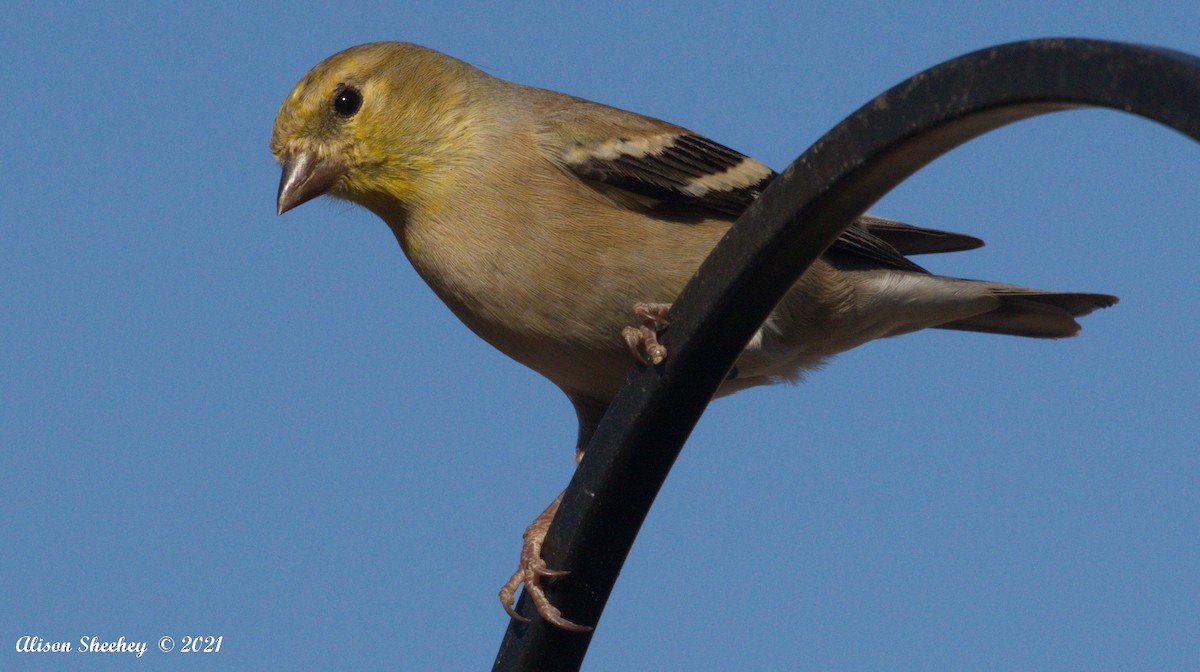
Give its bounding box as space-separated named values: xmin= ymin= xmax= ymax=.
xmin=621 ymin=302 xmax=671 ymax=365
xmin=500 ymin=303 xmax=666 ymax=631
xmin=498 ymin=492 xmax=593 ymax=632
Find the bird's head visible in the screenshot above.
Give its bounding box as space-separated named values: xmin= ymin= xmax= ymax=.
xmin=271 ymin=42 xmax=486 ymax=218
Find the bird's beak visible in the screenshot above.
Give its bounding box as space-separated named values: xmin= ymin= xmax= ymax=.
xmin=276 ymin=151 xmax=347 ymax=215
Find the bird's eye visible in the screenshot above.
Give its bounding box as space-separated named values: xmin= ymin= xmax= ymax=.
xmin=333 ymin=85 xmax=363 ymax=118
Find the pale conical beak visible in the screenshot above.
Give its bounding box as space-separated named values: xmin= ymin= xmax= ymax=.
xmin=276 ymin=151 xmax=347 ymax=215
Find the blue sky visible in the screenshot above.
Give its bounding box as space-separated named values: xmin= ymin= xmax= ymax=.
xmin=3 ymin=2 xmax=1198 ymax=670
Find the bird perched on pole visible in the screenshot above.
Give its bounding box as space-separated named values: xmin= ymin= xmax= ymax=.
xmin=271 ymin=41 xmax=1117 ymax=631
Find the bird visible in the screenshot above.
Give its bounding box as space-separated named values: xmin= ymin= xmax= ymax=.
xmin=271 ymin=41 xmax=1117 ymax=631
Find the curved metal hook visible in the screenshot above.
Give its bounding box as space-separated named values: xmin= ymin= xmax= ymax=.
xmin=493 ymin=38 xmax=1200 ymax=671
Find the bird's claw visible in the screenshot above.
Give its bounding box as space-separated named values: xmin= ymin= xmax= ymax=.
xmin=623 ymin=302 xmax=671 ymax=365
xmin=498 ymin=495 xmax=593 ymax=632
xmin=533 ymin=564 xmax=570 ymax=578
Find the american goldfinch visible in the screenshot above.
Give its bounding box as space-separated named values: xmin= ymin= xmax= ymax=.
xmin=271 ymin=42 xmax=1117 ymax=631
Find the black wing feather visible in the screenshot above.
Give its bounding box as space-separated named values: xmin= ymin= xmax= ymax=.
xmin=551 ymin=124 xmax=974 ymax=272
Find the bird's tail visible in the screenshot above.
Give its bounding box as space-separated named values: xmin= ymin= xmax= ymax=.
xmin=935 ymin=282 xmax=1118 ymax=338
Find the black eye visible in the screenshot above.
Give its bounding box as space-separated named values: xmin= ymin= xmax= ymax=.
xmin=333 ymin=85 xmax=362 ymax=118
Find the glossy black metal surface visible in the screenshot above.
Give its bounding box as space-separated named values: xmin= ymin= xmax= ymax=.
xmin=493 ymin=39 xmax=1200 ymax=671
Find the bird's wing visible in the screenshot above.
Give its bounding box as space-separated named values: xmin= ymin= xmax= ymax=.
xmin=537 ymin=102 xmax=930 ymax=272
xmin=856 ymin=214 xmax=985 ymax=256
xmin=537 ymin=101 xmax=772 ymax=217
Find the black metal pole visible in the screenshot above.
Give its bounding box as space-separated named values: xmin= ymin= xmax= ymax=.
xmin=492 ymin=38 xmax=1200 ymax=672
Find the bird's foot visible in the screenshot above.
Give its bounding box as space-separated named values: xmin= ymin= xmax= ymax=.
xmin=621 ymin=302 xmax=671 ymax=365
xmin=499 ymin=494 xmax=593 ymax=632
